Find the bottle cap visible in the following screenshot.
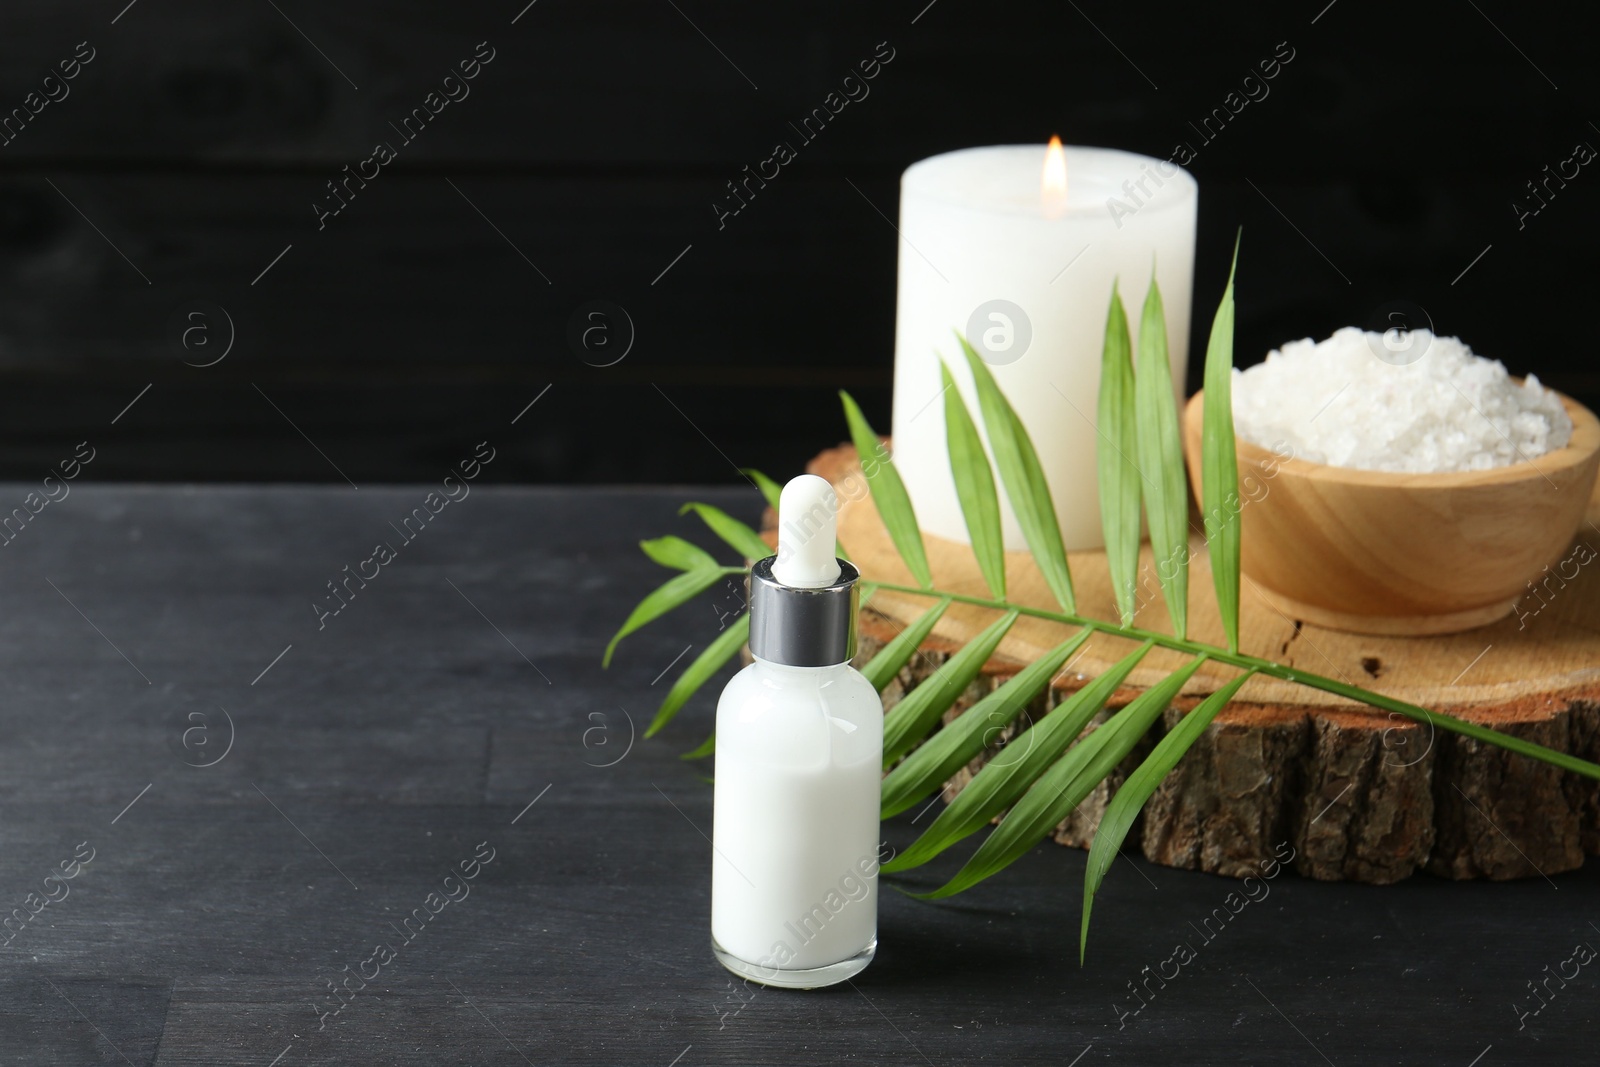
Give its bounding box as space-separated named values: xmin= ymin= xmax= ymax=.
xmin=748 ymin=475 xmax=858 ymax=667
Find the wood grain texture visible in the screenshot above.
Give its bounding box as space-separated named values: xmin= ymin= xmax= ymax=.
xmin=1183 ymin=390 xmax=1600 ymax=634
xmin=1 ymin=484 xmax=1598 ymax=1063
xmin=4 ymin=1 xmax=1600 ymax=487
xmin=812 ymin=443 xmax=1600 ymax=884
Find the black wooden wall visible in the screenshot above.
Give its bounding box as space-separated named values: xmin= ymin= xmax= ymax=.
xmin=1 ymin=1 xmax=1594 ymax=483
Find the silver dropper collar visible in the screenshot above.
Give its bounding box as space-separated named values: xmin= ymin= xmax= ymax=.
xmin=747 ymin=556 xmax=859 ymax=667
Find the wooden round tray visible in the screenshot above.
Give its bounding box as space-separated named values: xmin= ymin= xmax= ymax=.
xmin=806 ymin=444 xmax=1600 ymax=884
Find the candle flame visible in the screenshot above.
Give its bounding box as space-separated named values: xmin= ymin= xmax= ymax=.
xmin=1041 ymin=135 xmax=1067 ymax=217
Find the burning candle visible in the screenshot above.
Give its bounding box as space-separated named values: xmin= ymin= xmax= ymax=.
xmin=889 ymin=141 xmax=1198 ymax=550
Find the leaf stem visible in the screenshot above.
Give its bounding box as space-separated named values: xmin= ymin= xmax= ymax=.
xmin=864 ymin=579 xmax=1600 ymax=781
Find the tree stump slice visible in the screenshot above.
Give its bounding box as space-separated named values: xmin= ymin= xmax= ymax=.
xmin=802 ymin=443 xmax=1600 ymax=885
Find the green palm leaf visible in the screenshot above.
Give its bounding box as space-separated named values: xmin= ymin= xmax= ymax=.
xmin=640 ymin=535 xmax=719 ymax=572
xmin=919 ymin=655 xmax=1206 ymax=899
xmin=882 ymin=609 xmax=1019 ymax=764
xmin=1097 ymin=283 xmax=1142 ymax=626
xmin=603 ymin=566 xmax=730 ymax=667
xmin=1080 ymin=668 xmax=1254 ymax=959
xmin=881 ymin=629 xmax=1091 ymax=818
xmin=646 ymin=614 xmax=751 ymax=738
xmin=1132 ymin=277 xmax=1190 ymax=639
xmin=860 ymin=596 xmax=953 ymax=693
xmin=680 ymin=731 xmax=717 ymax=760
xmin=941 ymin=361 xmax=1006 ymax=599
xmin=884 ymin=640 xmax=1153 ymax=873
xmin=840 ymin=390 xmax=932 ymax=589
xmin=612 ymin=240 xmax=1600 ymax=922
xmin=958 ymin=337 xmax=1075 ymax=613
xmin=679 ymin=502 xmax=771 ymax=561
xmin=1201 ymin=236 xmax=1243 ymax=652
xmin=741 ymin=467 xmax=783 ymax=511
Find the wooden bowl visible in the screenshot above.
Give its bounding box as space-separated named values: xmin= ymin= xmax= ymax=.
xmin=1181 ymin=390 xmax=1600 ymax=635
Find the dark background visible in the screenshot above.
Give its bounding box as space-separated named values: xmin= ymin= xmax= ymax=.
xmin=1 ymin=0 xmax=1594 ymax=484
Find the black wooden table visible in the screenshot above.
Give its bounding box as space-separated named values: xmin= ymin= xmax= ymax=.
xmin=1 ymin=485 xmax=1593 ymax=1065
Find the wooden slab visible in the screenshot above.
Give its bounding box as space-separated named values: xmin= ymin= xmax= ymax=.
xmin=806 ymin=443 xmax=1600 ymax=884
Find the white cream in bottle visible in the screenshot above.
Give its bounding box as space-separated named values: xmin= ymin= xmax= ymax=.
xmin=711 ymin=474 xmax=883 ymax=989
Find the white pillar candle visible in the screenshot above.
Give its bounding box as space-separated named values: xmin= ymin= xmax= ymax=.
xmin=890 ymin=143 xmax=1198 ymax=551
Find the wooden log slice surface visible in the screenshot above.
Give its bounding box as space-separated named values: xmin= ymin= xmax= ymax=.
xmin=798 ymin=443 xmax=1600 ymax=885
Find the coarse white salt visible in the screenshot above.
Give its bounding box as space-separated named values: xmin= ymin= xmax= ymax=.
xmin=1231 ymin=327 xmax=1572 ymax=473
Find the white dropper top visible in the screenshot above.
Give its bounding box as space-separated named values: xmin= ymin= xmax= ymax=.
xmin=771 ymin=474 xmax=842 ymax=589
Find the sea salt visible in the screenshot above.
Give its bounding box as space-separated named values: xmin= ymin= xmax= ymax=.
xmin=1231 ymin=327 xmax=1572 ymax=473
